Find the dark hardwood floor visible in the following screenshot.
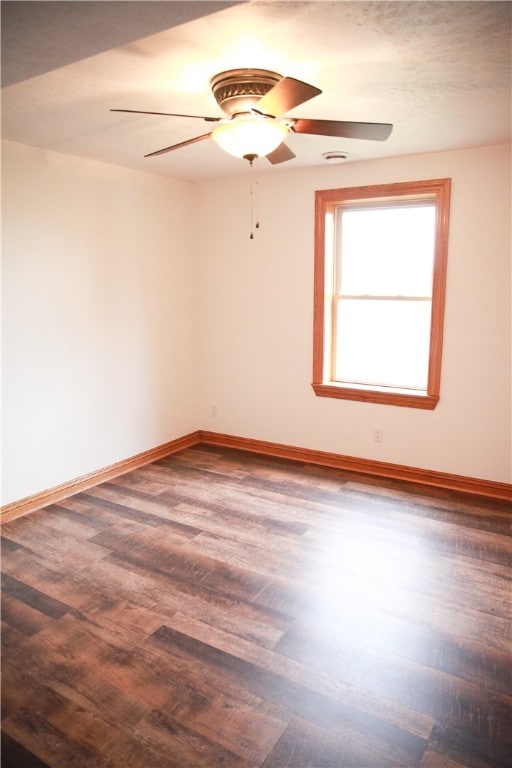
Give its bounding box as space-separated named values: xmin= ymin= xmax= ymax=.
xmin=1 ymin=445 xmax=511 ymax=767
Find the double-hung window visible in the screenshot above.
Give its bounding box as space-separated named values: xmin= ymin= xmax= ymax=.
xmin=313 ymin=179 xmax=451 ymax=408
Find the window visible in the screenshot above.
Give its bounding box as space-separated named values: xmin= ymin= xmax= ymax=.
xmin=312 ymin=178 xmax=451 ymax=409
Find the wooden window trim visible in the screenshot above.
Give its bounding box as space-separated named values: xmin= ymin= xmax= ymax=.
xmin=312 ymin=178 xmax=451 ymax=409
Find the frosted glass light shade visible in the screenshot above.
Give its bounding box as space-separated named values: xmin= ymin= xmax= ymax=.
xmin=212 ymin=116 xmax=289 ymax=159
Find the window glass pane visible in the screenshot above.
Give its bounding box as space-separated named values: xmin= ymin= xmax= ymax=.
xmin=334 ymin=299 xmax=432 ymax=389
xmin=336 ymin=205 xmax=436 ymax=296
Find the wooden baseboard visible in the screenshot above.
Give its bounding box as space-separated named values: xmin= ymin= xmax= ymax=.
xmin=199 ymin=431 xmax=512 ymax=503
xmin=2 ymin=429 xmax=510 ymax=523
xmin=0 ymin=432 xmax=201 ymax=524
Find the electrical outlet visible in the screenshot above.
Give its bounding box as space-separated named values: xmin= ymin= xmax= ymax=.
xmin=374 ymin=428 xmax=384 ymax=443
xmin=209 ymin=404 xmax=217 ymax=418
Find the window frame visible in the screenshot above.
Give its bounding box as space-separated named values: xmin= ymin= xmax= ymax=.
xmin=312 ymin=178 xmax=451 ymax=409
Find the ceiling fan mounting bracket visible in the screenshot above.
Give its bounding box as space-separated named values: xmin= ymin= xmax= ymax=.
xmin=211 ymin=68 xmax=282 ymax=117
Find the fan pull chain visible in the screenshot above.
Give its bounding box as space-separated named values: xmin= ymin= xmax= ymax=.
xmin=255 ymin=166 xmax=260 ymax=232
xmin=246 ymin=154 xmax=260 ymax=240
xmin=249 ymin=162 xmax=254 ymax=239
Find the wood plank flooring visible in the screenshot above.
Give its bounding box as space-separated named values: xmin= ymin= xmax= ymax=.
xmin=1 ymin=445 xmax=511 ymax=767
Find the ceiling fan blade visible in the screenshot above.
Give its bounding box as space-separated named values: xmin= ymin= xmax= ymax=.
xmin=293 ymin=119 xmax=393 ymax=141
xmin=255 ymin=77 xmax=322 ymax=117
xmin=111 ymin=109 xmax=220 ymax=122
xmin=266 ymin=142 xmax=296 ymax=165
xmin=144 ymin=133 xmax=212 ymax=157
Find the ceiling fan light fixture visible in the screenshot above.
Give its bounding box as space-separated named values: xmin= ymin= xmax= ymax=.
xmin=211 ymin=115 xmax=289 ymax=160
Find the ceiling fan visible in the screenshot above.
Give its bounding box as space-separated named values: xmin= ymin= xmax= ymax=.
xmin=111 ymin=68 xmax=393 ymax=164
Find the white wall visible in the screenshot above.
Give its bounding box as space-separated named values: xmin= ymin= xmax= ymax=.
xmin=195 ymin=144 xmax=511 ymax=484
xmin=2 ymin=141 xmax=510 ymax=506
xmin=1 ymin=140 xmax=198 ymax=505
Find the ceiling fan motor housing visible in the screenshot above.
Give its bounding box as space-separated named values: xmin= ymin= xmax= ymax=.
xmin=211 ymin=68 xmax=282 ymax=117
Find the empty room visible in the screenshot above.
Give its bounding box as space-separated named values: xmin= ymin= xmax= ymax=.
xmin=1 ymin=2 xmax=511 ymax=767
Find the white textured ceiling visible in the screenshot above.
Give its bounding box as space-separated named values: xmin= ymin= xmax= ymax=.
xmin=2 ymin=1 xmax=511 ymax=182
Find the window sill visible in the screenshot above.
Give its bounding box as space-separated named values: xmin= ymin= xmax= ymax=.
xmin=312 ymin=382 xmax=439 ymax=409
